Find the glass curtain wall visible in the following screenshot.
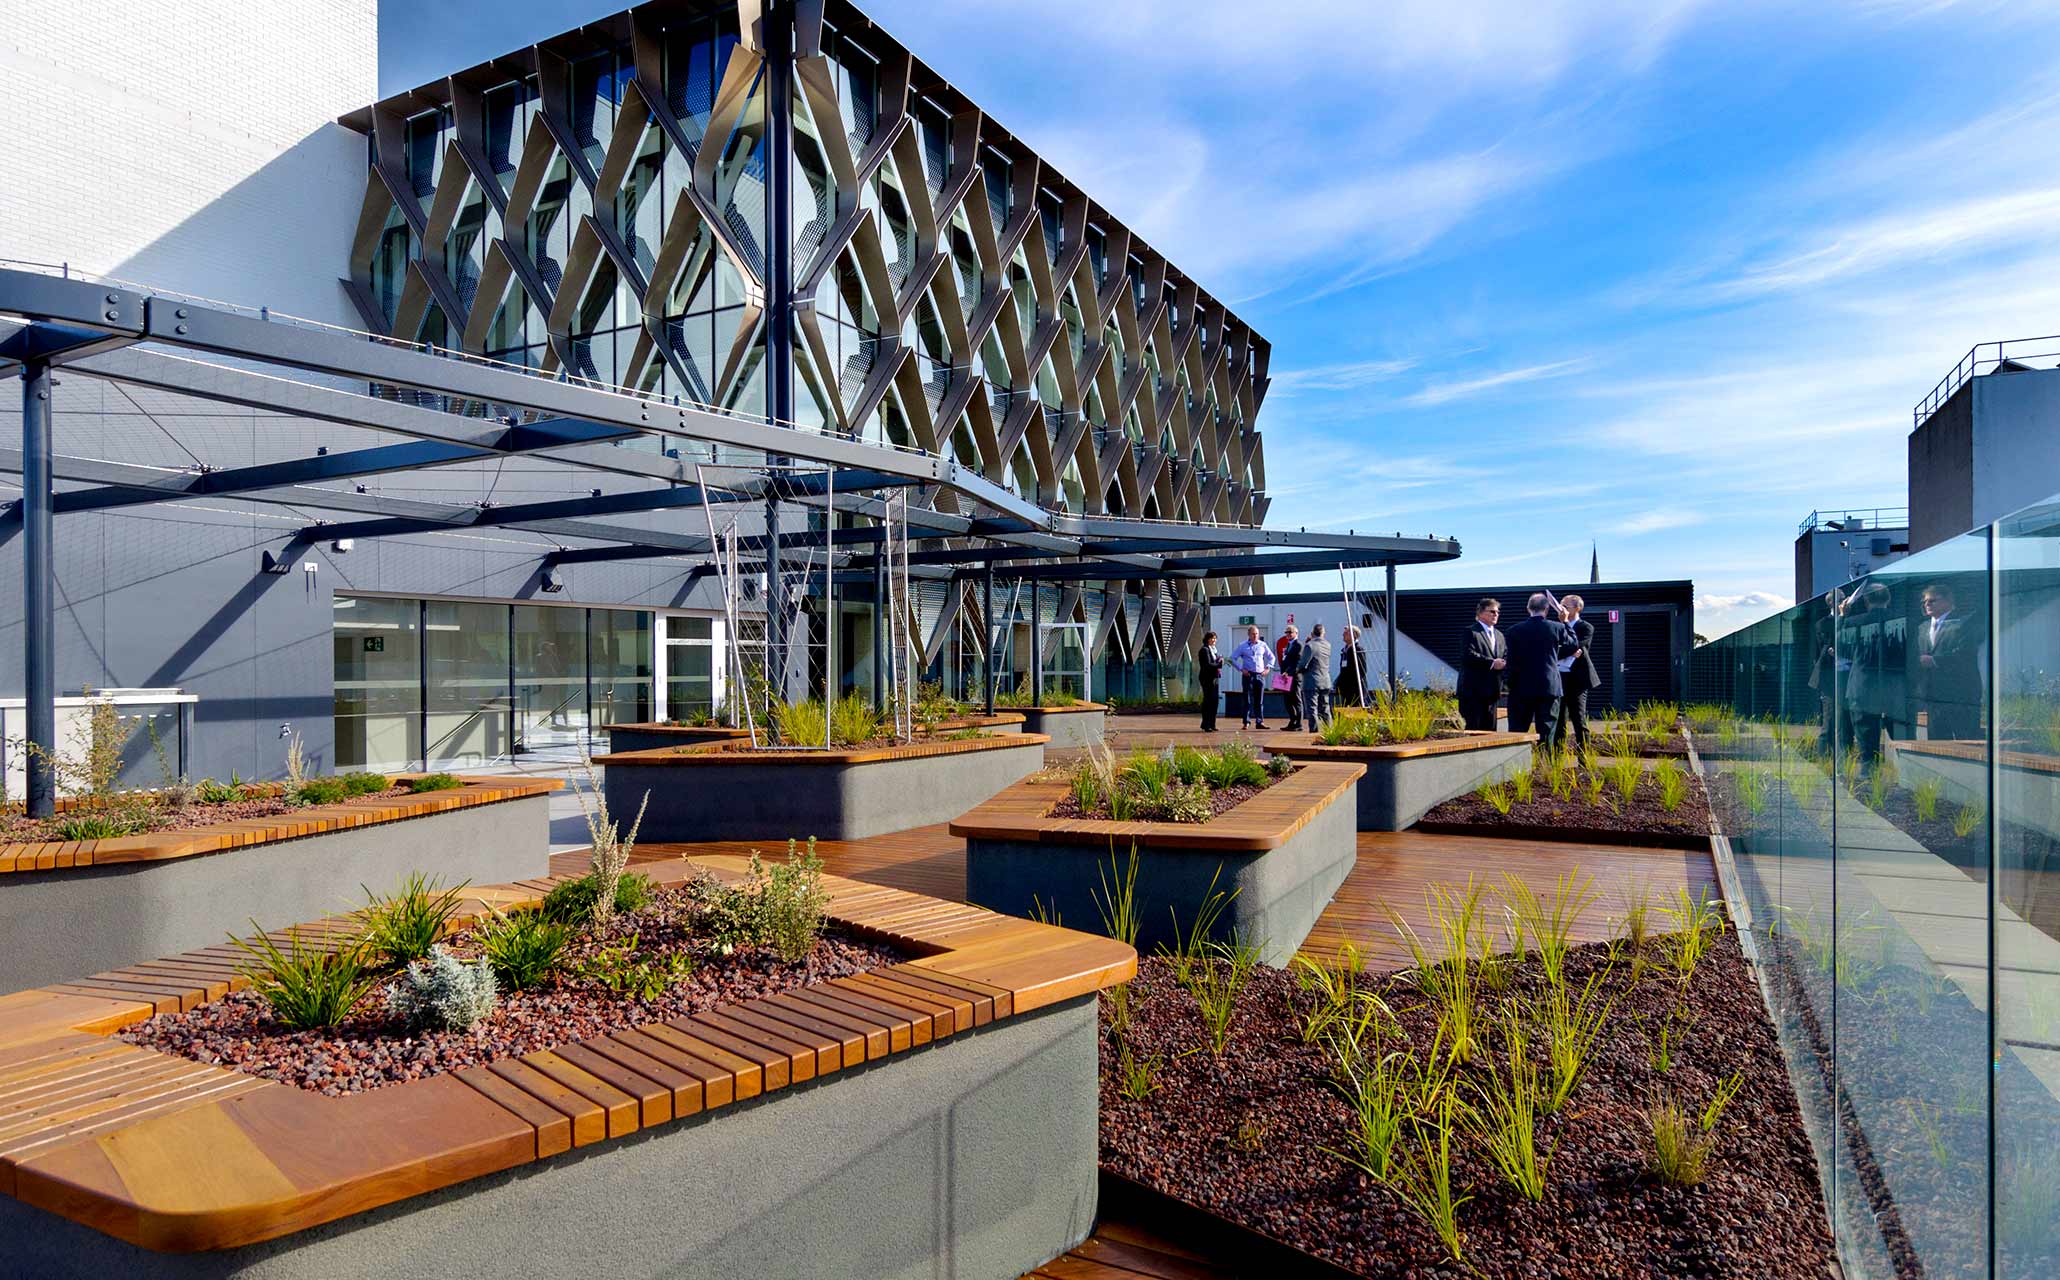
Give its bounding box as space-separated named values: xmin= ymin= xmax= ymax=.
xmin=333 ymin=597 xmax=667 ymax=768
xmin=1690 ymin=499 xmax=2060 ymax=1279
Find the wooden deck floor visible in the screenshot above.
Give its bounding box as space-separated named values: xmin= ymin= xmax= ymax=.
xmin=600 ymin=825 xmax=1716 ymax=972
xmin=1027 ymin=1217 xmax=1237 ymax=1279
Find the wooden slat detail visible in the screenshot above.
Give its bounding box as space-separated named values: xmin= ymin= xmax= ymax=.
xmin=452 ymin=1066 xmax=572 ymax=1159
xmin=486 ymin=1058 xmax=607 ymax=1148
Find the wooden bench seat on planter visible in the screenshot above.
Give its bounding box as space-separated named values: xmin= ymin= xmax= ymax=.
xmin=604 ymin=713 xmax=1026 ymax=755
xmin=597 ymin=732 xmax=1048 ymax=842
xmin=951 ymin=762 xmax=1364 ymax=967
xmin=1009 ymin=703 xmax=1107 ymax=748
xmin=1268 ymin=731 xmax=1535 ymax=831
xmin=0 ymin=776 xmax=557 ymax=994
xmin=0 ymin=858 xmax=1134 ymax=1280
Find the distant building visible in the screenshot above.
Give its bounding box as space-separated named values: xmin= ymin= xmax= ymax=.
xmin=1794 ymin=508 xmax=1909 ymax=602
xmin=1909 ymin=347 xmax=2060 ymax=554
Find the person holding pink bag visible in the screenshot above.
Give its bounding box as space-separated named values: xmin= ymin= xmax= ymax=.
xmin=1231 ymin=625 xmax=1277 ymax=730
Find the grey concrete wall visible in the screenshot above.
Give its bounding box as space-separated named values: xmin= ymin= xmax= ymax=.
xmin=1973 ymin=369 xmax=2060 ymax=538
xmin=602 ymin=725 xmax=748 ymax=753
xmin=1019 ymin=708 xmax=1105 ymax=749
xmin=1358 ymin=740 xmax=1532 ymax=830
xmin=1909 ymin=382 xmax=1975 ymax=556
xmin=609 ymin=739 xmax=1046 ymax=842
xmin=0 ymin=994 xmax=1102 ymax=1280
xmin=966 ymin=779 xmax=1358 ymax=966
xmin=0 ymin=793 xmax=549 ymax=992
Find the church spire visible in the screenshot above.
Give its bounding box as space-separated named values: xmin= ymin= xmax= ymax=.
xmin=1589 ymin=542 xmax=1601 ymax=584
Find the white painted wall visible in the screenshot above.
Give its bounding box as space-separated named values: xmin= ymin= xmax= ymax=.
xmin=0 ymin=0 xmax=375 ymax=324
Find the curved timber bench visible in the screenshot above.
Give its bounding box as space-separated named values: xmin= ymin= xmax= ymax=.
xmin=0 ymin=776 xmax=556 ymax=993
xmin=598 ymin=732 xmax=1048 ymax=842
xmin=952 ymin=761 xmax=1364 ymax=967
xmin=1268 ymin=731 xmax=1535 ymax=830
xmin=0 ymin=858 xmax=1135 ymax=1279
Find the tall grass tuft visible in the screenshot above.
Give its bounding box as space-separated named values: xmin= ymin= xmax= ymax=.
xmin=1390 ymin=878 xmax=1490 ymax=1065
xmin=1465 ymin=1006 xmax=1552 ymax=1201
xmin=1500 ymin=871 xmax=1597 ymax=989
xmin=230 ymin=924 xmax=379 ymax=1030
xmin=1389 ymin=1091 xmax=1473 ymax=1263
xmin=1542 ymin=958 xmax=1618 ymax=1112
xmin=356 ymin=872 xmax=469 ymax=967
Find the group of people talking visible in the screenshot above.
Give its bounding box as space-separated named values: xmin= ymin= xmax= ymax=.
xmin=1193 ymin=622 xmax=1374 ymax=732
xmin=1456 ymin=592 xmax=1601 ymax=750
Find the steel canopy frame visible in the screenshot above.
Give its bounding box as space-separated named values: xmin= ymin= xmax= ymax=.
xmin=1 ymin=265 xmax=1463 ymax=813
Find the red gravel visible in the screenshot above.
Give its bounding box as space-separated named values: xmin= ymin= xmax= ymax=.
xmin=1421 ymin=771 xmax=1711 ymax=842
xmin=0 ymin=786 xmax=411 ymax=844
xmin=120 ymin=883 xmax=907 ymax=1096
xmin=1099 ymin=931 xmax=1834 ymax=1278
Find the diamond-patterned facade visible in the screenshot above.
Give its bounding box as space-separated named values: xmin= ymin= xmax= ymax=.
xmin=339 ymin=0 xmax=1271 ymax=695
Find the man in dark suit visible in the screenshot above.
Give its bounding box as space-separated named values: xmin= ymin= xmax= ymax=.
xmin=1197 ymin=631 xmax=1224 ymax=732
xmin=1554 ymin=593 xmax=1601 ymax=751
xmin=1457 ymin=598 xmax=1506 ymax=731
xmin=1918 ymin=583 xmax=1981 ymax=741
xmin=1277 ymin=624 xmax=1305 ymax=731
xmin=1503 ymin=592 xmax=1577 ymax=743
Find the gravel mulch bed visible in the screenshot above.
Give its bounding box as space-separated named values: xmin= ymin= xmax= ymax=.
xmin=1099 ymin=931 xmax=1834 ymax=1278
xmin=0 ymin=786 xmax=410 ymax=844
xmin=1420 ymin=774 xmax=1711 ymax=845
xmin=121 ymin=884 xmax=907 ymax=1096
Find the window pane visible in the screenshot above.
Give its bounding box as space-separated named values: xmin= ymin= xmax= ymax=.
xmin=513 ymin=604 xmax=588 ymax=751
xmin=589 ymin=608 xmax=653 ymax=728
xmin=333 ymin=596 xmax=422 ymax=771
xmin=425 ymin=601 xmax=511 ymax=766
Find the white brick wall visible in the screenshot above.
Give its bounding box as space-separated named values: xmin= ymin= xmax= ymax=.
xmin=0 ymin=0 xmax=377 ymax=324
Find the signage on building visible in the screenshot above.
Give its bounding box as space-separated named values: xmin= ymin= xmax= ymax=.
xmin=1608 ymin=610 xmax=1620 ymax=623
xmin=363 ymin=636 xmax=385 ymax=652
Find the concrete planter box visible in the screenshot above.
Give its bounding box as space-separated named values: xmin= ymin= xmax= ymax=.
xmin=0 ymin=858 xmax=1134 ymax=1280
xmin=1013 ymin=704 xmax=1106 ymax=748
xmin=598 ymin=734 xmax=1048 ymax=842
xmin=952 ymin=763 xmax=1364 ymax=967
xmin=1270 ymin=731 xmax=1534 ymax=831
xmin=0 ymin=777 xmax=554 ymax=993
xmin=603 ymin=722 xmax=751 ymax=753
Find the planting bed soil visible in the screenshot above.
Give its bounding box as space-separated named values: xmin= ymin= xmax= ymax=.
xmin=1419 ymin=773 xmax=1711 ymax=848
xmin=1099 ymin=930 xmax=1834 ymax=1278
xmin=0 ymin=783 xmax=409 ymax=844
xmin=121 ymin=881 xmax=908 ymax=1096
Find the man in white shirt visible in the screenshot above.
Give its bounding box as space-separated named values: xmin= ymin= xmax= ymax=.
xmin=1231 ymin=625 xmax=1277 ymax=729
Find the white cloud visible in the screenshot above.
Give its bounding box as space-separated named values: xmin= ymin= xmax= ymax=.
xmin=1269 ymin=358 xmax=1418 ymax=394
xmin=1403 ymin=359 xmax=1589 ymax=408
xmin=1611 ymin=508 xmax=1703 ymax=535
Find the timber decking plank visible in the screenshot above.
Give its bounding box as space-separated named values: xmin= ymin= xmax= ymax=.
xmin=576 ymin=1037 xmax=704 ymax=1119
xmin=452 ymin=1066 xmax=572 ymax=1160
xmin=639 ymin=1024 xmax=764 ymax=1100
xmin=521 ymin=1051 xmax=639 ymax=1139
xmin=785 ymin=988 xmax=911 ymax=1055
xmin=486 ymin=1058 xmax=608 ymax=1149
xmin=609 ymin=1029 xmax=736 ymax=1109
xmin=553 ymin=1043 xmax=673 ymax=1129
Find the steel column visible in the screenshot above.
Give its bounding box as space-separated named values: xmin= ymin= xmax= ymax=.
xmin=21 ymin=360 xmax=56 ymax=818
xmin=1385 ymin=563 xmax=1399 ymax=695
xmin=872 ymin=548 xmax=887 ymax=713
xmin=1029 ymin=580 xmax=1042 ymax=699
xmin=983 ymin=558 xmax=996 ymax=714
xmin=763 ymin=1 xmax=795 ymax=712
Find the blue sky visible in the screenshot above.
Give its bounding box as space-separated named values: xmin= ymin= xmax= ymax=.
xmin=383 ymin=0 xmax=2060 ymax=639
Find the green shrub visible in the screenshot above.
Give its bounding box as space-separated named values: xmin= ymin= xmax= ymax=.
xmin=229 ymin=923 xmax=380 ymax=1029
xmin=340 ymin=771 xmax=390 ymax=796
xmin=1199 ymin=742 xmax=1268 ymax=789
xmin=385 ymin=945 xmax=497 ymax=1031
xmin=575 ymin=932 xmax=694 ymax=999
xmin=542 ymin=870 xmax=655 ymax=926
xmin=1160 ymin=778 xmax=1214 ymax=824
xmin=407 ymin=772 xmax=463 ymax=793
xmin=759 ymin=837 xmax=830 ymax=963
xmin=1123 ymin=750 xmax=1178 ymax=806
xmin=294 ymin=777 xmax=351 ymax=805
xmin=358 ymin=872 xmax=470 ymax=966
xmin=475 ymin=909 xmax=571 ymax=990
xmin=1171 ymin=745 xmax=1209 ymax=785
xmin=1267 ymin=752 xmax=1293 ymax=778
xmin=194 ymin=777 xmax=240 ymax=805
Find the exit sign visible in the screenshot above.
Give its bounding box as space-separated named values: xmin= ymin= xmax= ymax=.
xmin=1608 ymin=610 xmax=1620 ymax=623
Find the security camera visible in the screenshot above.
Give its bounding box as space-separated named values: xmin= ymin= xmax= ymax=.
xmin=331 ymin=539 xmax=354 ymax=553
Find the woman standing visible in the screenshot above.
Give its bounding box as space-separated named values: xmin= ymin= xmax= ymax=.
xmin=1197 ymin=631 xmax=1224 ymax=732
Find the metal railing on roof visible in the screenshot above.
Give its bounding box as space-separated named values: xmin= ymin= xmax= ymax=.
xmin=1914 ymin=334 xmax=2060 ymax=425
xmin=1797 ymin=507 xmax=1909 ymax=537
